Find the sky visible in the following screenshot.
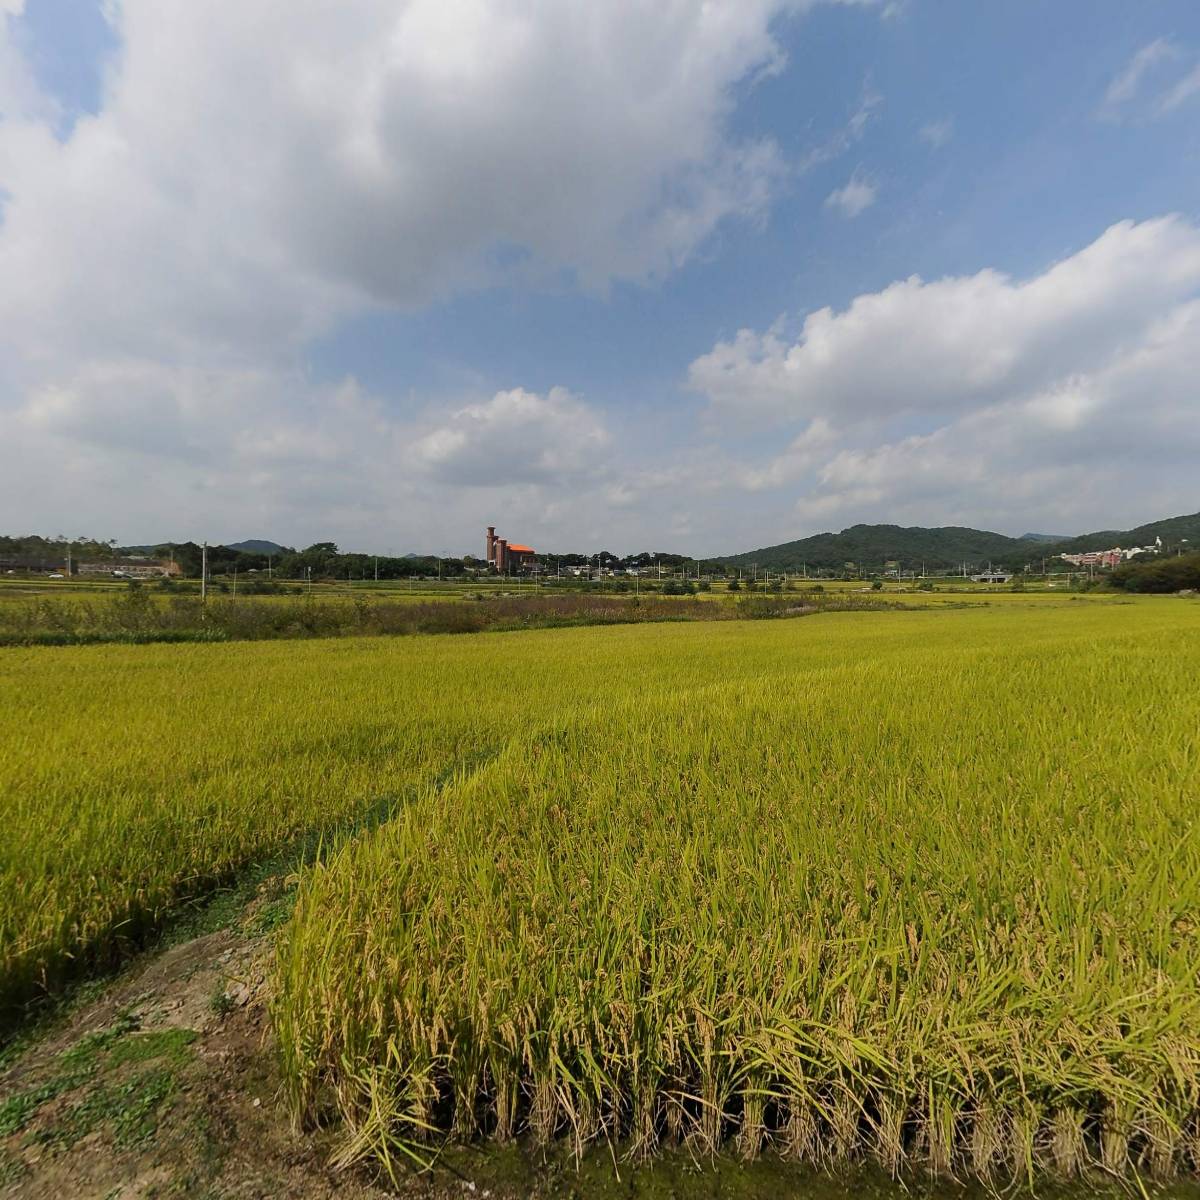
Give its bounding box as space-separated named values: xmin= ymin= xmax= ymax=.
xmin=1 ymin=1 xmax=1198 ymax=556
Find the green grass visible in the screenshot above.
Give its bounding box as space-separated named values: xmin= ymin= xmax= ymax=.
xmin=0 ymin=1012 xmax=194 ymax=1146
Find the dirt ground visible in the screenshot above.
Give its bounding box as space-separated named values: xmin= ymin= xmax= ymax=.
xmin=0 ymin=883 xmax=406 ymax=1200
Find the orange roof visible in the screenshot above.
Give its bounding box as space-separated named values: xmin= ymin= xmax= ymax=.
xmin=506 ymin=544 xmax=535 ymax=553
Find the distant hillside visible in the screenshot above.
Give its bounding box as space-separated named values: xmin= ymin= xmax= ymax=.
xmin=1044 ymin=511 xmax=1200 ymax=557
xmin=719 ymin=525 xmax=1026 ymax=573
xmin=228 ymin=539 xmax=286 ymax=555
xmin=718 ymin=511 xmax=1200 ymax=573
xmin=1019 ymin=532 xmax=1073 ymax=543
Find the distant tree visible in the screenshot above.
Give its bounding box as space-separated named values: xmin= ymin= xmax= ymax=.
xmin=1111 ymin=551 xmax=1200 ymax=593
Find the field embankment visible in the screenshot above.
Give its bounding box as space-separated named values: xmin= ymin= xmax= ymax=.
xmin=0 ymin=588 xmax=888 ymax=647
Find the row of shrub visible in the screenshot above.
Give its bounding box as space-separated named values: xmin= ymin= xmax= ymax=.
xmin=0 ymin=587 xmax=896 ymax=647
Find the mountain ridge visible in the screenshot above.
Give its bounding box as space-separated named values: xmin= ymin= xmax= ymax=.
xmin=717 ymin=511 xmax=1200 ymax=572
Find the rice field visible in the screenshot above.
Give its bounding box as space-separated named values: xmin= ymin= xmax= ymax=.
xmin=3 ymin=599 xmax=1199 ymax=1185
xmin=272 ymin=601 xmax=1200 ymax=1182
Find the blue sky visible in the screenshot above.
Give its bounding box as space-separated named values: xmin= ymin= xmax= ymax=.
xmin=2 ymin=0 xmax=1199 ymax=554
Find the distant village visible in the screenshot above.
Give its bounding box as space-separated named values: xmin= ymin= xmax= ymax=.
xmin=1057 ymin=537 xmax=1163 ymax=569
xmin=0 ymin=526 xmax=1183 ymax=584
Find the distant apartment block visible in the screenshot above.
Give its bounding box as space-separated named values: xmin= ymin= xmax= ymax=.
xmin=1059 ymin=538 xmax=1161 ymax=569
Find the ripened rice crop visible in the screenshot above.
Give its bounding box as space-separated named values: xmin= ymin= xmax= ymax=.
xmin=272 ymin=601 xmax=1200 ymax=1181
xmin=3 ymin=601 xmax=1199 ymax=1180
xmin=0 ymin=600 xmax=882 ymax=1011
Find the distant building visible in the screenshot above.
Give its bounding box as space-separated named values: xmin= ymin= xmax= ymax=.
xmin=78 ymin=558 xmax=181 ymax=578
xmin=970 ymin=571 xmax=1012 ymax=583
xmin=1059 ymin=540 xmax=1159 ymax=569
xmin=485 ymin=526 xmax=536 ymax=573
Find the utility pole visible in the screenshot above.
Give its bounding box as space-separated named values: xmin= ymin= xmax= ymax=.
xmin=201 ymin=541 xmax=208 ymax=604
xmin=374 ymin=557 xmax=378 ymax=582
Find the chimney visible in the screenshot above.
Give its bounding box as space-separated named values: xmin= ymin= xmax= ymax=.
xmin=486 ymin=526 xmax=496 ymax=565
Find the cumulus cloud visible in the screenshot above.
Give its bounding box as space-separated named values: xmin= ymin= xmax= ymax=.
xmin=0 ymin=0 xmax=875 ymax=550
xmin=824 ymin=172 xmax=877 ymax=218
xmin=689 ymin=216 xmax=1200 ymax=536
xmin=0 ymin=0 xmax=811 ymax=370
xmin=9 ymin=363 xmax=619 ymax=550
xmin=690 ymin=216 xmax=1200 ymax=426
xmin=408 ymin=387 xmax=610 ymax=487
xmin=5 ymin=3 xmax=1196 ymax=555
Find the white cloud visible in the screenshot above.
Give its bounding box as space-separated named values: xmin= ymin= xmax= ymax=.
xmin=824 ymin=172 xmax=877 ymax=218
xmin=688 ymin=216 xmax=1200 ymax=538
xmin=0 ymin=0 xmax=811 ymax=372
xmin=5 ymin=4 xmax=1196 ymax=555
xmin=1159 ymin=61 xmax=1200 ymax=113
xmin=690 ymin=216 xmax=1200 ymax=426
xmin=0 ymin=0 xmax=882 ymax=551
xmin=798 ymin=81 xmax=882 ymax=172
xmin=8 ymin=362 xmax=620 ymax=550
xmin=1105 ymin=38 xmax=1177 ymax=106
xmin=1102 ymin=37 xmax=1200 ymax=120
xmin=407 ymin=387 xmax=610 ymax=487
xmin=918 ymin=118 xmax=953 ymax=149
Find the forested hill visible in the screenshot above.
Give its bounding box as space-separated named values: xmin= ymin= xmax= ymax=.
xmin=718 ymin=511 xmax=1200 ymax=572
xmin=718 ymin=525 xmax=1031 ymax=573
xmin=1043 ymin=511 xmax=1200 ymax=557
